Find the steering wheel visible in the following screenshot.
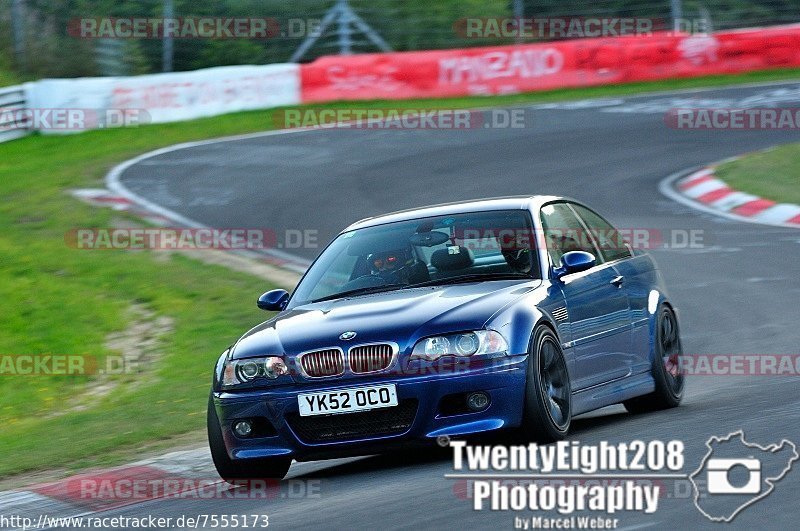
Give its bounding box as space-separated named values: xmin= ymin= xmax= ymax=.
xmin=340 ymin=274 xmax=394 ymax=291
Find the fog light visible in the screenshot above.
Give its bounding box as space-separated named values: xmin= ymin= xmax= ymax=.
xmin=466 ymin=392 xmax=490 ymax=411
xmin=234 ymin=420 xmax=253 ymax=437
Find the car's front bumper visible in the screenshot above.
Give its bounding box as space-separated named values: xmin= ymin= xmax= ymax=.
xmin=213 ymin=355 xmax=528 ymax=462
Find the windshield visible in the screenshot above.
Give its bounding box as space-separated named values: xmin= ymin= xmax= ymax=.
xmin=289 ymin=210 xmax=538 ymax=306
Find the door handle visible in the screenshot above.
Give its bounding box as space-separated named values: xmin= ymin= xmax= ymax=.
xmin=611 ymin=276 xmax=625 ymax=287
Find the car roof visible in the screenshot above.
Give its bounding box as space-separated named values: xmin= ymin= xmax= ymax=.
xmin=343 ymin=195 xmax=565 ymax=232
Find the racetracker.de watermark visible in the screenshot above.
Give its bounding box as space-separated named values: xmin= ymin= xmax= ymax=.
xmin=456 ymin=227 xmax=707 ymax=251
xmin=274 ymin=108 xmax=529 ymax=130
xmin=666 ymin=108 xmax=800 ymax=130
xmin=76 ymin=477 xmax=321 ymax=505
xmin=65 ymin=228 xmax=318 ymax=251
xmin=0 ymin=354 xmax=139 ymax=376
xmin=30 ymin=475 xmax=321 ymax=512
xmin=454 ymin=17 xmax=712 ymax=39
xmin=454 ymin=17 xmax=660 ymax=39
xmin=68 ymin=17 xmax=321 ymax=39
xmin=0 ymin=108 xmax=150 ymax=131
xmin=679 ymin=354 xmax=800 ymax=376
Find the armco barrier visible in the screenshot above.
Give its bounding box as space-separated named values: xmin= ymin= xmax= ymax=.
xmin=300 ymin=24 xmax=800 ymax=103
xmin=0 ymin=85 xmax=30 ymax=144
xmin=23 ymin=63 xmax=301 ymax=135
xmin=2 ymin=25 xmax=800 ymax=143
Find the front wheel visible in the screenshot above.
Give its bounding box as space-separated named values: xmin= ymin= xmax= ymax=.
xmin=624 ymin=305 xmax=684 ymax=413
xmin=207 ymin=394 xmax=291 ymax=482
xmin=520 ymin=326 xmax=572 ymax=442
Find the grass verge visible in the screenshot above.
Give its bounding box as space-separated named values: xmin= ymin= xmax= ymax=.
xmin=0 ymin=53 xmax=22 ymax=87
xmin=715 ymin=143 xmax=800 ymax=205
xmin=1 ymin=67 xmax=800 ymax=480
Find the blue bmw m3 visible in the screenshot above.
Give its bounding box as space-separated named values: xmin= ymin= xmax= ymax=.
xmin=208 ymin=196 xmax=684 ymax=481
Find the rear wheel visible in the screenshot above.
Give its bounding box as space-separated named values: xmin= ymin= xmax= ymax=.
xmin=624 ymin=305 xmax=684 ymax=413
xmin=520 ymin=326 xmax=572 ymax=442
xmin=207 ymin=394 xmax=291 ymax=482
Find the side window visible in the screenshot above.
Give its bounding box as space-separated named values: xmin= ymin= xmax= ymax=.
xmin=570 ymin=204 xmax=632 ymax=262
xmin=540 ymin=203 xmax=601 ymax=267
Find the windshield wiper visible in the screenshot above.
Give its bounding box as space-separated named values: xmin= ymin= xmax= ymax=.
xmin=309 ymin=284 xmax=408 ymax=304
xmin=411 ymin=273 xmax=533 ymax=288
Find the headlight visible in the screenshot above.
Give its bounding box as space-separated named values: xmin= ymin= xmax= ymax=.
xmin=410 ymin=330 xmax=508 ymax=361
xmin=221 ymin=356 xmax=288 ymax=388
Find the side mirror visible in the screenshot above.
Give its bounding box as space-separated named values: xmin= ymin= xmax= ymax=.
xmin=257 ymin=289 xmax=290 ymax=311
xmin=554 ymin=251 xmax=596 ymax=278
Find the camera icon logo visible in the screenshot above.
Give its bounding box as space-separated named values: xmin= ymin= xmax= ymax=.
xmin=690 ymin=431 xmax=798 ymax=522
xmin=706 ymin=457 xmax=761 ymax=495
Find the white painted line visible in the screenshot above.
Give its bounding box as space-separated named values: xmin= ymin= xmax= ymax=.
xmin=0 ymin=490 xmax=53 ymax=512
xmin=71 ymin=188 xmax=117 ymax=199
xmin=105 ymin=78 xmax=800 ymax=274
xmin=618 ymin=522 xmax=660 ymax=531
xmin=141 ymin=447 xmax=214 ymax=475
xmin=104 ymin=128 xmax=317 ymax=274
xmin=529 ymin=78 xmax=800 ymax=110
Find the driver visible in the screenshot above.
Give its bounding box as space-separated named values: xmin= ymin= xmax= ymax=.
xmin=502 ymin=248 xmax=533 ymax=275
xmin=367 ymin=248 xmax=414 ymax=281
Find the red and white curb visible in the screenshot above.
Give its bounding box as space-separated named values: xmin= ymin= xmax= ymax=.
xmin=0 ymin=447 xmax=340 ymax=526
xmin=70 ymin=188 xmax=310 ymax=273
xmin=661 ymin=165 xmax=800 ymax=228
xmin=71 ymin=189 xmax=172 ymax=225
xmin=0 ymin=448 xmax=214 ymax=523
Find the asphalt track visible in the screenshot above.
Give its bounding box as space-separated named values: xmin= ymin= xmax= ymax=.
xmin=112 ymin=82 xmax=800 ymax=530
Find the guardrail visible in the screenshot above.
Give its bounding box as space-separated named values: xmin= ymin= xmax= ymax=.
xmin=0 ymin=85 xmax=30 ymax=144
xmin=23 ymin=63 xmax=301 ymax=136
xmin=1 ymin=24 xmax=800 ymax=144
xmin=300 ymin=24 xmax=800 ymax=103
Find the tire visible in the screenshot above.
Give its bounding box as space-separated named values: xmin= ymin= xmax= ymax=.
xmin=624 ymin=305 xmax=685 ymax=414
xmin=207 ymin=394 xmax=291 ymax=482
xmin=520 ymin=326 xmax=572 ymax=442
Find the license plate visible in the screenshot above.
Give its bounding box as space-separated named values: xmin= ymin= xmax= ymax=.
xmin=298 ymin=384 xmax=398 ymax=417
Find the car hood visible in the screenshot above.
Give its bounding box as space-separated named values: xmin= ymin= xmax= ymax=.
xmin=231 ymin=280 xmax=540 ymax=360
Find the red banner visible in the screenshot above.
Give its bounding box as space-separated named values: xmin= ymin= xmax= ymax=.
xmin=300 ymin=24 xmax=800 ymax=103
